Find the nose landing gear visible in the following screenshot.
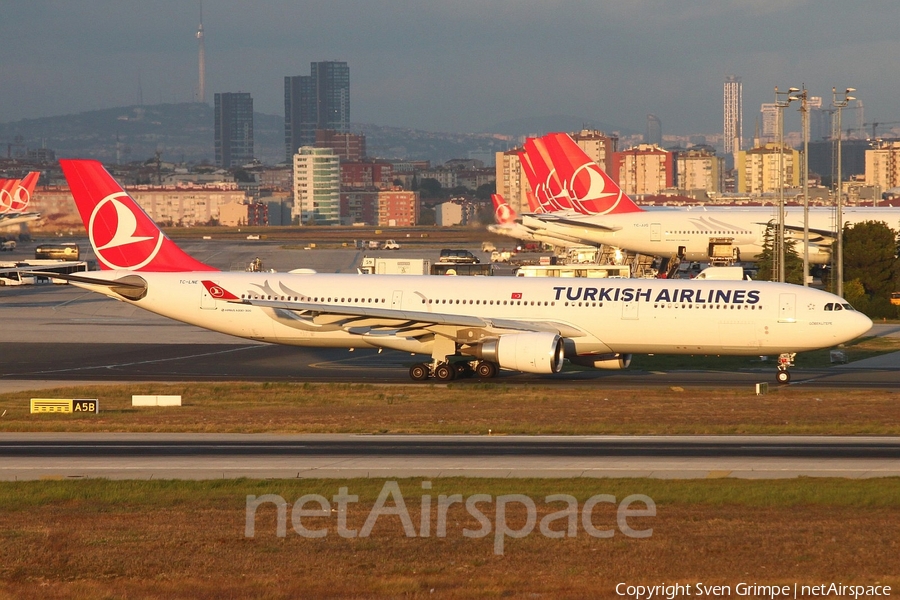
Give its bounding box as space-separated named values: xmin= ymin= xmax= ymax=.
xmin=776 ymin=353 xmax=795 ymax=384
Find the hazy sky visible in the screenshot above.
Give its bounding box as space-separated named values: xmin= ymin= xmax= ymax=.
xmin=2 ymin=0 xmax=898 ymax=135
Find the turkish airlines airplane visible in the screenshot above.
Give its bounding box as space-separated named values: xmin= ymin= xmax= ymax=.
xmin=514 ymin=133 xmax=900 ymax=264
xmin=51 ymin=159 xmax=871 ymax=383
xmin=488 ymin=193 xmax=585 ymax=248
xmin=0 ymin=171 xmax=42 ymax=229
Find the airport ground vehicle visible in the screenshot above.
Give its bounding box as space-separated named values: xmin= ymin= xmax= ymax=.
xmin=430 ymin=262 xmax=493 ymax=276
xmin=439 ymin=249 xmax=479 ymax=264
xmin=35 ymin=243 xmax=80 ymax=261
xmin=382 ymin=240 xmax=401 ymax=250
xmin=0 ymin=240 xmax=15 ymax=251
xmin=359 ymin=257 xmax=429 ymax=275
xmin=515 ymin=264 xmax=630 ymax=278
xmin=47 ymin=159 xmax=872 ymax=384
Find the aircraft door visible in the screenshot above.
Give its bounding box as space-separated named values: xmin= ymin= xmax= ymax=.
xmin=651 ymin=223 xmax=661 ymax=242
xmin=391 ymin=290 xmax=403 ymax=309
xmin=778 ymin=293 xmax=796 ymax=323
xmin=621 ymin=300 xmax=639 ymax=320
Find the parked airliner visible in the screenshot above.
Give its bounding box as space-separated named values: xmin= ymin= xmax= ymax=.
xmin=51 ymin=159 xmax=871 ymax=383
xmin=512 ymin=133 xmax=900 ymax=264
xmin=0 ymin=172 xmax=41 ymax=229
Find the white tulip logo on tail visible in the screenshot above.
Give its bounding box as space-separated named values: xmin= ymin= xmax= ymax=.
xmin=89 ymin=192 xmax=164 ymax=270
xmin=567 ymin=162 xmax=623 ymax=215
xmin=9 ymin=182 xmax=31 ymax=212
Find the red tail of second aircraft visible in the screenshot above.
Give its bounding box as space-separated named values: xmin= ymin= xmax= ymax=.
xmin=60 ymin=160 xmax=217 ymax=272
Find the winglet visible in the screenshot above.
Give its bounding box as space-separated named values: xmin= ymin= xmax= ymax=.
xmin=60 ymin=160 xmax=217 ymax=272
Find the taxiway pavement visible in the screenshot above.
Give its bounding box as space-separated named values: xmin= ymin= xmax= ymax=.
xmin=2 ymin=433 xmax=899 ymax=480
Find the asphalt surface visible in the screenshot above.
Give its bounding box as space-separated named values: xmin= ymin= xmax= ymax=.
xmin=0 ymin=278 xmax=898 ymax=389
xmin=2 ymin=434 xmax=899 ymax=480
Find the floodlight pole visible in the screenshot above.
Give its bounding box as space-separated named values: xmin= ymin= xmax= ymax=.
xmin=832 ymin=87 xmax=855 ymax=298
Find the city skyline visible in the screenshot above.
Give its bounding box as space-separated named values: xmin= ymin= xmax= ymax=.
xmin=1 ymin=1 xmax=899 ymax=137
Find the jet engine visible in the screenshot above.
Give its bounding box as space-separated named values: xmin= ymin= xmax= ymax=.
xmin=465 ymin=332 xmax=565 ymax=374
xmin=569 ymin=353 xmax=632 ymax=370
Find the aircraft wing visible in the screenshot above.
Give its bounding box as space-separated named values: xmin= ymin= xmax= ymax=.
xmin=237 ymin=297 xmax=588 ymax=338
xmin=0 ymin=212 xmax=41 ymax=228
xmin=782 ymin=224 xmax=834 ymax=244
xmin=527 ymin=213 xmax=622 ymax=232
xmin=759 ymin=223 xmax=835 ymax=245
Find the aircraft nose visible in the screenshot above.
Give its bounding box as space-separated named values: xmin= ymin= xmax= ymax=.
xmin=849 ymin=310 xmax=874 ymax=339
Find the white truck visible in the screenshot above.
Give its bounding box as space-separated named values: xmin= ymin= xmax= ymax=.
xmin=359 ymin=257 xmax=430 ymax=275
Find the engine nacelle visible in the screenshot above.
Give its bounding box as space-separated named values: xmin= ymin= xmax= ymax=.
xmin=467 ymin=332 xmax=565 ymax=374
xmin=569 ymin=353 xmax=632 ymax=370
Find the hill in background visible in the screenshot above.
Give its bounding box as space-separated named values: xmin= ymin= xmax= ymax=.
xmin=0 ymin=103 xmax=534 ymax=166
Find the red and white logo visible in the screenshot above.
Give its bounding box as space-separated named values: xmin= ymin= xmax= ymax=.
xmin=567 ymin=162 xmax=621 ymax=215
xmin=89 ymin=192 xmax=164 ymax=270
xmin=0 ymin=180 xmax=17 ymax=214
xmin=494 ymin=202 xmax=513 ymax=223
xmin=511 ymin=292 xmax=523 ymax=300
xmin=9 ymin=181 xmax=31 ymax=212
xmin=208 ymin=284 xmax=226 ymax=298
xmin=201 ymin=280 xmax=239 ymax=300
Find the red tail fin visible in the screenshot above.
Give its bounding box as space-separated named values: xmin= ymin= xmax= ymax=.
xmin=545 ymin=133 xmax=642 ymax=215
xmin=0 ymin=178 xmax=19 ymax=214
xmin=60 ymin=160 xmax=217 ymax=272
xmin=522 ymin=137 xmax=571 ymax=212
xmin=9 ymin=172 xmax=39 ymax=212
xmin=491 ymin=193 xmax=517 ymax=225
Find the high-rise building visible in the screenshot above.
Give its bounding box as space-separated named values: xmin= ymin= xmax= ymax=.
xmin=316 ymin=129 xmax=365 ymax=161
xmin=292 ymin=147 xmax=340 ymax=225
xmin=284 ymin=61 xmax=350 ymax=161
xmin=214 ymin=92 xmax=254 ymax=168
xmin=724 ymin=76 xmax=743 ymax=155
xmin=645 ymin=114 xmax=662 ymax=146
xmin=734 ymin=143 xmax=800 ymax=194
xmin=760 ymin=103 xmax=779 ymax=142
xmin=676 ymin=146 xmax=724 ymax=193
xmin=612 ymin=144 xmax=673 ymax=197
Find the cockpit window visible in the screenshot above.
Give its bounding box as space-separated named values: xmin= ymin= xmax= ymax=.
xmin=824 ymin=303 xmax=833 ymax=311
xmin=842 ymin=303 xmax=854 ymax=311
xmin=834 ymin=304 xmax=843 ymax=311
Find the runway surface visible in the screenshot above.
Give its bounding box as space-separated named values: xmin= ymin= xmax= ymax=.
xmin=1 ymin=340 xmax=900 ymax=390
xmin=2 ymin=434 xmax=899 ymax=480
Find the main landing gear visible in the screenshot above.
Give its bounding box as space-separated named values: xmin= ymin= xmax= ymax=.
xmin=409 ymin=360 xmax=498 ymax=382
xmin=776 ymin=353 xmax=795 ymax=385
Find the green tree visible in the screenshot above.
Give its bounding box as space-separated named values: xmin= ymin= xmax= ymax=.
xmin=755 ymin=221 xmax=803 ymax=284
xmin=475 ymin=182 xmax=496 ymax=201
xmin=841 ymin=220 xmax=900 ymax=318
xmin=417 ymin=178 xmax=444 ymax=200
